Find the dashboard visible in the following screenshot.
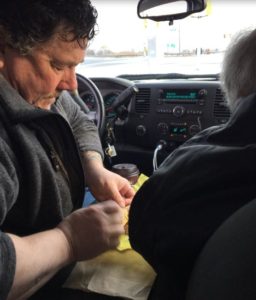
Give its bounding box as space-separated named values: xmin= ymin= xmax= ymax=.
xmin=77 ymin=75 xmax=231 ymax=174
xmin=78 ymin=76 xmax=230 ymax=147
xmin=117 ymin=80 xmax=230 ymax=149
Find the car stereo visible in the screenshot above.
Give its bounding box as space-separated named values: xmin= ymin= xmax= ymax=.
xmin=116 ymin=81 xmax=230 ymax=150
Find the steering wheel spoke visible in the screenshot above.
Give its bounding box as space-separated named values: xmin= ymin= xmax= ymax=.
xmin=74 ymin=73 xmax=105 ymax=137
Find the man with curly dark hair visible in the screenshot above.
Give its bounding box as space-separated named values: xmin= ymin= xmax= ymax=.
xmin=0 ymin=1 xmax=134 ymax=299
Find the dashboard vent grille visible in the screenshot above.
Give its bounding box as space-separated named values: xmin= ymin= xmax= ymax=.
xmin=214 ymin=88 xmax=231 ymax=119
xmin=135 ymin=88 xmax=151 ymax=113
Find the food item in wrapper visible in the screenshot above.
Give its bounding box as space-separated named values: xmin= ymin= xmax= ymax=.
xmin=121 ymin=173 xmax=149 ymax=235
xmin=122 ymin=205 xmax=130 ymax=234
xmin=63 ymin=173 xmax=155 ymax=299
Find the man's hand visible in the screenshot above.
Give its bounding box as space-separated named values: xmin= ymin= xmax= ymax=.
xmin=82 ymin=151 xmax=135 ymax=207
xmin=88 ymin=166 xmax=135 ymax=207
xmin=58 ymin=200 xmax=124 ymax=261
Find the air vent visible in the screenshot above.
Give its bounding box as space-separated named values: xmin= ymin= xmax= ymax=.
xmin=135 ymin=88 xmax=151 ymax=113
xmin=213 ymin=88 xmax=231 ymax=119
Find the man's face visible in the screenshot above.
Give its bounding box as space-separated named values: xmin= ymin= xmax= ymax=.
xmin=0 ymin=33 xmax=87 ymax=110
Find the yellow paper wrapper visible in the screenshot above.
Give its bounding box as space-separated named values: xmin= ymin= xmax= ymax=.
xmin=63 ymin=173 xmax=155 ymax=300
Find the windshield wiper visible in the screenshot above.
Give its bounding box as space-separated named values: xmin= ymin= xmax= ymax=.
xmin=118 ymin=73 xmax=220 ymax=81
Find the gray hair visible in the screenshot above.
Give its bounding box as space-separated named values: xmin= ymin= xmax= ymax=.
xmin=220 ymin=28 xmax=256 ymax=111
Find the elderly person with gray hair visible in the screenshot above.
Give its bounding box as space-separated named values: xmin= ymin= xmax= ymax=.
xmin=221 ymin=28 xmax=256 ymax=110
xmin=129 ymin=28 xmax=256 ymax=300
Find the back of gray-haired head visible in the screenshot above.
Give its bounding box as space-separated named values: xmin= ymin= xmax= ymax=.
xmin=221 ymin=28 xmax=256 ymax=111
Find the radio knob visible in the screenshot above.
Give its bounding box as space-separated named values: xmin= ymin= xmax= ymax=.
xmin=136 ymin=125 xmax=146 ymax=136
xmin=198 ymin=89 xmax=207 ymax=98
xmin=173 ymin=105 xmax=185 ymax=117
xmin=189 ymin=124 xmax=201 ymax=136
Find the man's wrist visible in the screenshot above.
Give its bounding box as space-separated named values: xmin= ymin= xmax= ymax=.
xmin=83 ymin=151 xmax=103 ymax=165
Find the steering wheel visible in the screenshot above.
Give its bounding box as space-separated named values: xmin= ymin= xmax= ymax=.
xmin=75 ymin=73 xmax=105 ymax=137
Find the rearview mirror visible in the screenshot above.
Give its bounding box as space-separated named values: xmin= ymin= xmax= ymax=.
xmin=137 ymin=0 xmax=206 ymax=24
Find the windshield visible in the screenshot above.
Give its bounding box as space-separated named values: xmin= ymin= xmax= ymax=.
xmin=76 ymin=0 xmax=256 ymax=78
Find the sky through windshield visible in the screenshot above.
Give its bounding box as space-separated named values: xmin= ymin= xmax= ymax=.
xmin=76 ymin=1 xmax=256 ymax=77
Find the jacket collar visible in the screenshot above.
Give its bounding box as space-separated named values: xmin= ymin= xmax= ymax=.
xmin=208 ymin=92 xmax=256 ymax=145
xmin=0 ymin=74 xmax=59 ymax=123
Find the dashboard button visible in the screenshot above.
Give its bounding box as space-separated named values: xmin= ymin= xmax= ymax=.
xmin=136 ymin=125 xmax=147 ymax=136
xmin=157 ymin=122 xmax=168 ymax=135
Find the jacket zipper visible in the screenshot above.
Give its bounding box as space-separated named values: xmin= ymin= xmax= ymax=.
xmin=30 ymin=123 xmax=71 ymax=189
xmin=49 ymin=148 xmax=71 ymax=188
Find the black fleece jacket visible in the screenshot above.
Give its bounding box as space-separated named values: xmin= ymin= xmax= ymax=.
xmin=129 ymin=92 xmax=256 ymax=300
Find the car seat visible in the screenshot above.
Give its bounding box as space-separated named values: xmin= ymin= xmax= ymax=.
xmin=186 ymin=198 xmax=256 ymax=300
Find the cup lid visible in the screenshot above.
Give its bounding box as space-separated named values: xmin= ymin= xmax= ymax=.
xmin=112 ymin=163 xmax=139 ymax=178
